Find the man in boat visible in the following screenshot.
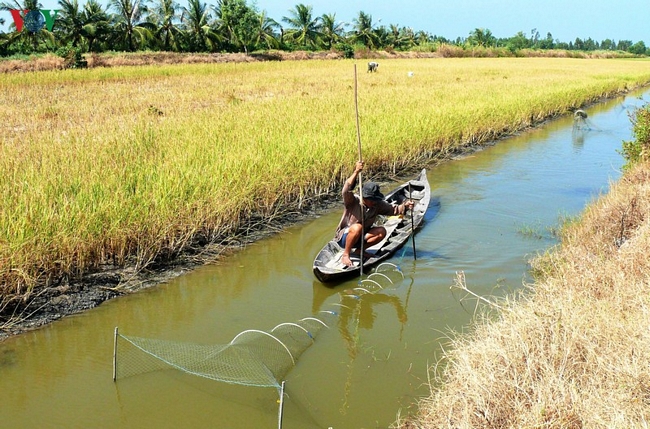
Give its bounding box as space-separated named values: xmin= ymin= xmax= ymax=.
xmin=337 ymin=161 xmax=414 ymax=267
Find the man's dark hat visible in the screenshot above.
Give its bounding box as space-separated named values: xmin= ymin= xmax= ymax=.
xmin=362 ymin=182 xmax=384 ymax=201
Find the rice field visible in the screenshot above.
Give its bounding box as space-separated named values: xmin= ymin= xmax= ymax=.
xmin=2 ymin=57 xmax=650 ymax=296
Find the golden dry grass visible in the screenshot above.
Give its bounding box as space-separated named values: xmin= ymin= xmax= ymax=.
xmin=399 ymin=160 xmax=650 ymax=428
xmin=0 ymin=54 xmax=65 ymax=72
xmin=1 ymin=57 xmax=650 ymax=299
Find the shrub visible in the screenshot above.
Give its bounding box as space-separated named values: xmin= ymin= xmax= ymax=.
xmin=334 ymin=42 xmax=354 ymax=59
xmin=56 ymin=43 xmax=88 ymax=69
xmin=352 ymin=45 xmax=372 ymax=59
xmin=621 ymin=104 xmax=650 ymax=167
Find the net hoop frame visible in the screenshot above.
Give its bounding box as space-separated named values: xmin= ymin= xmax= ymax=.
xmin=231 ymin=330 xmax=296 ymax=365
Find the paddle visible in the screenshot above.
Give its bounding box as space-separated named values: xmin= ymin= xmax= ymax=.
xmin=354 ymin=64 xmax=365 ymax=276
xmin=409 ymin=182 xmax=417 ymax=260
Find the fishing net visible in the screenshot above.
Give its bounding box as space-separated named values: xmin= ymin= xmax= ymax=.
xmin=114 ymin=315 xmax=333 ymax=389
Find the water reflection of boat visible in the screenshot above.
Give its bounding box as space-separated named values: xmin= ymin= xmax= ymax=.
xmin=312 ymin=169 xmax=431 ymax=283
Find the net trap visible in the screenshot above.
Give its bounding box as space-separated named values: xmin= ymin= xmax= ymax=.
xmin=112 ymin=314 xmax=334 ymax=428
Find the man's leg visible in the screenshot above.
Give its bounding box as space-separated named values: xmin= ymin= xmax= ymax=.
xmin=364 ymin=226 xmax=387 ymax=248
xmin=341 ymin=223 xmax=363 ymax=267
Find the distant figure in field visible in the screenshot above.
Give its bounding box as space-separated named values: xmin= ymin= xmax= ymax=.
xmin=367 ymin=62 xmax=379 ymax=73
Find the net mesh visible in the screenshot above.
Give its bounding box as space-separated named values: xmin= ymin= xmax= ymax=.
xmin=115 ymin=316 xmax=332 ymax=388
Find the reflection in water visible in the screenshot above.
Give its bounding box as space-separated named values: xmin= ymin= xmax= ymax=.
xmin=337 ymin=287 xmax=409 ymax=414
xmin=312 ymin=269 xmax=413 ymax=416
xmin=572 ymin=126 xmax=586 ymax=150
xmin=337 ymin=286 xmax=408 ymax=358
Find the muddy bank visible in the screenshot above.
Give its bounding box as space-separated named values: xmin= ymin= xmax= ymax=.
xmin=1 ymin=265 xmax=166 ymax=340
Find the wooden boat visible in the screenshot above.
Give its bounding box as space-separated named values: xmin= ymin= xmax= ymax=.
xmin=313 ymin=169 xmax=431 ymax=283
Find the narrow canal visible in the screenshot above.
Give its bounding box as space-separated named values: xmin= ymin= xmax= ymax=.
xmin=0 ymin=89 xmax=647 ymax=429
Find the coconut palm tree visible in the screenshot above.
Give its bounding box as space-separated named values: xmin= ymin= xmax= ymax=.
xmin=319 ymin=12 xmax=344 ymax=49
xmin=182 ymin=0 xmax=221 ymax=52
xmin=82 ymin=0 xmax=111 ymax=52
xmin=397 ymin=26 xmax=417 ymax=49
xmin=0 ymin=19 xmax=8 ymax=55
xmin=384 ymin=24 xmax=401 ymax=49
xmin=250 ymin=10 xmax=279 ymax=50
xmin=468 ymin=28 xmax=495 ymax=48
xmin=57 ymin=0 xmax=87 ymax=47
xmin=415 ymin=30 xmax=430 ymax=46
xmin=282 ymin=3 xmax=321 ymax=50
xmin=109 ymin=0 xmax=155 ymax=51
xmin=147 ymin=0 xmax=183 ymax=51
xmin=351 ymin=10 xmax=378 ymax=49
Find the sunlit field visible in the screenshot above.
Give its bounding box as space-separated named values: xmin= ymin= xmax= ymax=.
xmin=2 ymin=57 xmax=650 ymax=296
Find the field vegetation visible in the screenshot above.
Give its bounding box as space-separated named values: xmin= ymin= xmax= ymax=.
xmin=398 ymin=104 xmax=650 ymax=427
xmin=1 ymin=57 xmax=650 ymax=318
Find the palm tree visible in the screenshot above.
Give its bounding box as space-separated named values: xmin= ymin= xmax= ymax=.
xmin=415 ymin=30 xmax=430 ymax=46
xmin=109 ymin=0 xmax=154 ymax=51
xmin=384 ymin=24 xmax=401 ymax=49
xmin=394 ymin=26 xmax=415 ymax=49
xmin=0 ymin=19 xmax=9 ymax=55
xmin=282 ymin=3 xmax=321 ymax=49
xmin=319 ymin=12 xmax=344 ymax=49
xmin=147 ymin=0 xmax=183 ymax=51
xmin=182 ymin=0 xmax=220 ymax=52
xmin=351 ymin=10 xmax=377 ymax=49
xmin=57 ymin=0 xmax=86 ymax=47
xmin=82 ymin=0 xmax=111 ymax=52
xmin=251 ymin=10 xmax=279 ymax=50
xmin=468 ymin=28 xmax=495 ymax=48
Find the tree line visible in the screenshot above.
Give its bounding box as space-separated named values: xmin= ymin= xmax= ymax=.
xmin=0 ymin=0 xmax=648 ymax=59
xmin=466 ymin=27 xmax=646 ymax=55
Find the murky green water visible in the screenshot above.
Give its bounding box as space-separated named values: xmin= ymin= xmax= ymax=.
xmin=0 ymin=89 xmax=648 ymax=428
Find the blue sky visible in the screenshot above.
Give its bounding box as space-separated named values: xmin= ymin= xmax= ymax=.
xmin=255 ymin=0 xmax=648 ymax=43
xmin=2 ymin=0 xmax=648 ymax=44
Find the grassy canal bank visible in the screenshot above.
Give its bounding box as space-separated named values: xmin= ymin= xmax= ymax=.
xmin=399 ymin=105 xmax=650 ymax=427
xmin=2 ymin=57 xmax=650 ymax=335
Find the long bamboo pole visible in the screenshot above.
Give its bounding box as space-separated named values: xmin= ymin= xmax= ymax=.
xmin=112 ymin=326 xmax=118 ymax=381
xmin=354 ymin=64 xmax=365 ymax=277
xmin=277 ymin=381 xmax=286 ymax=429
